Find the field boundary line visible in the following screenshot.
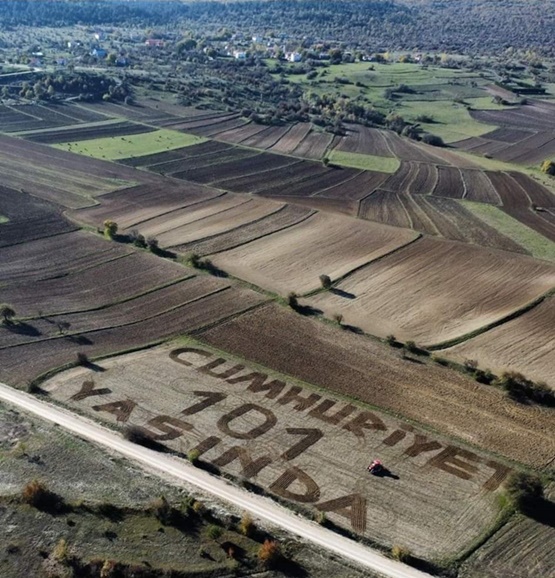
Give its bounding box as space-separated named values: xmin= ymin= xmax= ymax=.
xmin=0 ymin=282 xmax=228 ymax=352
xmin=189 ymin=298 xmax=270 ymax=336
xmin=301 ymin=233 xmax=423 ymax=298
xmin=168 ymin=203 xmax=287 ymax=250
xmin=428 ymin=290 xmax=555 ymax=351
xmin=194 ymin=207 xmax=318 ymax=256
xmin=309 ymin=169 xmax=364 ymax=197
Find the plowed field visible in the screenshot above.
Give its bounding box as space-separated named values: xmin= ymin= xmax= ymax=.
xmin=199 ymin=303 xmax=555 ymax=467
xmin=307 ymin=237 xmax=555 ymax=344
xmin=433 ymin=167 xmax=465 ymax=199
xmin=210 ymin=212 xmax=417 ymax=294
xmin=42 ymin=342 xmax=509 ymax=560
xmin=444 ymin=296 xmax=555 ymax=389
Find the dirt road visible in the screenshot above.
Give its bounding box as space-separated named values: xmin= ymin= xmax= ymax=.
xmin=0 ymin=382 xmax=432 ymax=578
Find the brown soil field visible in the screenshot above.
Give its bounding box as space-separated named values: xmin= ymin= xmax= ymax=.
xmin=153 ymin=147 xmax=258 ymax=176
xmin=509 ymin=137 xmax=555 ymax=165
xmin=380 ymin=161 xmax=419 ymax=192
xmin=316 ymin=170 xmax=389 ymax=201
xmin=292 ymin=130 xmax=334 ymax=159
xmin=460 ymin=487 xmax=555 ymax=578
xmin=147 ymin=197 xmax=285 ymax=248
xmin=471 ymin=103 xmax=555 ymax=131
xmin=238 ymin=124 xmax=295 ymax=149
xmin=210 ymin=212 xmax=417 ymax=294
xmin=191 ymin=118 xmax=251 ymax=139
xmin=406 ymin=163 xmax=438 ymax=195
xmin=358 ymin=190 xmax=412 ymax=228
xmin=444 ymin=296 xmax=555 ymax=389
xmin=215 ymin=122 xmax=269 ymax=145
xmin=260 ymin=167 xmax=362 ymax=198
xmin=121 ymin=193 xmax=251 ymax=242
xmin=333 ymin=125 xmax=393 ymax=157
xmin=70 ymin=183 xmax=220 ymax=231
xmin=432 ymin=166 xmax=465 ymax=199
xmin=42 ymin=343 xmax=509 ymax=561
xmin=199 ymin=303 xmax=555 ymax=467
xmin=120 ymin=141 xmax=232 ymax=168
xmin=307 ymin=236 xmax=555 ymax=344
xmin=461 ymin=169 xmax=501 ymax=204
xmin=508 ymin=172 xmax=555 ymax=208
xmin=208 ymin=153 xmax=301 ymax=187
xmin=268 ymin=122 xmax=312 ymax=154
xmin=166 ymin=113 xmax=239 ymax=132
xmin=0 ymin=286 xmax=266 ymax=387
xmin=249 ymin=164 xmax=331 ymax=196
xmin=262 ymin=195 xmax=360 ymax=217
xmin=170 ymin=150 xmax=262 ymax=183
xmin=381 ymin=132 xmax=443 ymax=163
xmin=78 ymin=101 xmax=184 ymax=125
xmin=22 ymin=120 xmax=155 ymax=144
xmin=176 ymin=204 xmax=315 ymax=256
xmin=487 ymin=172 xmax=555 ymax=241
xmin=0 ymin=276 xmax=228 ymax=350
xmin=0 ymin=103 xmax=106 ymax=132
xmin=0 ymin=231 xmax=131 ymax=285
xmin=0 ymin=187 xmax=77 ymax=247
xmin=453 ymin=136 xmax=489 ymax=152
xmin=210 ymin=159 xmax=307 ymax=194
xmin=484 ymin=127 xmax=534 ymax=143
xmin=1 ymin=251 xmax=188 ymax=317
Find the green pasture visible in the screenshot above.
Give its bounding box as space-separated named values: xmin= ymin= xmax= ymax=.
xmin=53 ymin=129 xmax=207 ymax=160
xmin=461 ymin=200 xmax=555 ymax=261
xmin=329 ymin=150 xmax=400 ymax=173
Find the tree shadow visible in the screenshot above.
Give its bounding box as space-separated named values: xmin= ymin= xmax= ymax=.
xmin=66 ymin=334 xmax=93 ymax=346
xmin=274 ymin=558 xmax=308 ymax=577
xmin=402 ymin=355 xmax=424 ymax=365
xmin=343 ymin=324 xmax=364 ymax=335
xmin=524 ymin=498 xmax=555 ymax=528
xmin=295 ymin=304 xmax=322 ymax=317
xmin=2 ymin=321 xmax=41 ymax=337
xmin=330 ymin=288 xmax=356 ymax=299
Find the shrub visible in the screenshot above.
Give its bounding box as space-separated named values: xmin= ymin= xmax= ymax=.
xmin=150 ymin=496 xmax=172 ymax=525
xmin=206 ymin=524 xmax=224 ymax=540
xmin=463 ymin=358 xmax=479 ymax=373
xmin=100 ymin=560 xmax=118 ymax=578
xmin=239 ymin=513 xmax=254 ymax=536
xmin=188 ymin=448 xmax=201 ymax=465
xmin=540 ymin=159 xmax=555 ymax=176
xmin=421 ymin=133 xmax=444 ymax=147
xmin=391 ymin=545 xmax=411 ymax=562
xmin=287 ymin=292 xmax=299 ymax=310
xmin=51 ymin=539 xmax=69 ymax=563
xmin=504 ymin=471 xmax=544 ymax=513
xmin=386 ymin=334 xmax=397 ymax=346
xmin=319 ymin=274 xmax=332 ymax=289
xmin=146 ymin=236 xmax=160 ymax=253
xmin=123 ymin=425 xmax=152 ymax=446
xmin=495 ymin=371 xmax=555 ymax=406
xmin=76 ymin=352 xmax=89 ymax=366
xmin=404 ymin=340 xmax=418 ymax=353
xmin=21 ymin=480 xmax=60 ymax=511
xmin=103 ymin=220 xmax=118 ymax=239
xmin=0 ymin=303 xmax=16 ymax=324
xmin=332 ymin=312 xmax=343 ymax=325
xmin=322 ymin=156 xmax=330 ymax=167
xmin=258 ymin=539 xmax=282 ymax=567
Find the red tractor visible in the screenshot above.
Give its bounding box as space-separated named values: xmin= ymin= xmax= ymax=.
xmin=367 ymin=459 xmax=384 ymax=475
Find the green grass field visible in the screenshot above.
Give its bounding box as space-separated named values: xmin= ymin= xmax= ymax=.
xmin=461 ymin=200 xmax=555 ymax=261
xmin=53 ymin=129 xmax=207 ymax=160
xmin=329 ymin=150 xmax=400 ymax=173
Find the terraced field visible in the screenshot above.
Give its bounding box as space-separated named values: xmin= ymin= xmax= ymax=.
xmin=307 ymin=236 xmax=555 ymax=344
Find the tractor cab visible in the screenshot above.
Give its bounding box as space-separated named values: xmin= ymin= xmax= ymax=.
xmin=367 ymin=459 xmax=384 ymax=475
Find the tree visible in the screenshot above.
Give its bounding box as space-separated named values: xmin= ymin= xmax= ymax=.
xmin=103 ymin=220 xmax=118 ymax=239
xmin=421 ymin=133 xmax=444 ymax=147
xmin=319 ymin=274 xmax=332 ymax=289
xmin=540 ymin=160 xmax=555 ymax=176
xmin=0 ymin=303 xmax=16 ymax=324
xmin=332 ymin=312 xmax=343 ymax=325
xmin=287 ymin=292 xmax=299 ymax=309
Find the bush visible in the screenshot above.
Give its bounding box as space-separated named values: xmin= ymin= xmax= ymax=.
xmin=187 ymin=448 xmax=201 ymax=465
xmin=332 ymin=312 xmax=343 ymax=325
xmin=258 ymin=539 xmax=282 ymax=568
xmin=21 ymin=480 xmax=60 ymax=511
xmin=287 ymin=292 xmax=299 ymax=310
xmin=504 ymin=471 xmax=544 ymax=513
xmin=431 ymin=354 xmax=448 ymax=366
xmin=421 ymin=133 xmax=444 ymax=147
xmin=495 ymin=371 xmax=555 ymax=406
xmin=150 ymin=496 xmax=172 ymax=525
xmin=540 ymin=159 xmax=555 ymax=176
xmin=238 ymin=513 xmax=254 ymax=536
xmin=386 ymin=334 xmax=397 ymax=346
xmin=0 ymin=303 xmax=16 ymax=324
xmin=206 ymin=524 xmax=224 ymax=540
xmin=319 ymin=274 xmax=332 ymax=289
xmin=404 ymin=340 xmax=418 ymax=353
xmin=463 ymin=358 xmax=479 ymax=373
xmin=103 ymin=220 xmax=118 ymax=239
xmin=76 ymin=352 xmax=89 ymax=366
xmin=391 ymin=545 xmax=411 ymax=562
